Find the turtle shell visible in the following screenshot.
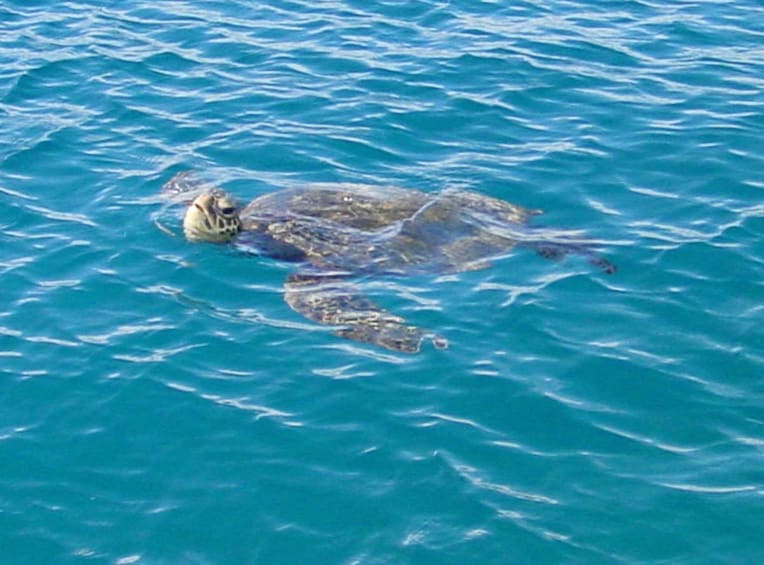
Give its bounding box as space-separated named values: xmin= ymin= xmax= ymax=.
xmin=238 ymin=183 xmax=538 ymax=273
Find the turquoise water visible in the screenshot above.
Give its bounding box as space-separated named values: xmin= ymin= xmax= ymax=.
xmin=2 ymin=0 xmax=763 ymax=562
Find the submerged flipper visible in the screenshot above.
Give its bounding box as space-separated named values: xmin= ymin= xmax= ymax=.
xmin=161 ymin=171 xmax=209 ymax=199
xmin=531 ymin=242 xmax=617 ymax=274
xmin=284 ymin=272 xmax=446 ymax=353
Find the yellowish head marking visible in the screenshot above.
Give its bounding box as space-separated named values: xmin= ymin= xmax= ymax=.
xmin=183 ymin=192 xmax=242 ymax=242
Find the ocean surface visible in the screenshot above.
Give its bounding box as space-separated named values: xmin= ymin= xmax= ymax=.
xmin=2 ymin=0 xmax=763 ymax=562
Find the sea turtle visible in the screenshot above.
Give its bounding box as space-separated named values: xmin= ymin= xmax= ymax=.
xmin=160 ymin=172 xmax=615 ymax=353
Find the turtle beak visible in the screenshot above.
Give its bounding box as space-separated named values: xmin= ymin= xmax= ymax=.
xmin=184 ymin=193 xmax=239 ymax=242
xmin=194 ymin=194 xmax=214 ymax=217
xmin=194 ymin=200 xmax=214 ymax=223
xmin=184 ymin=194 xmax=216 ymax=241
xmin=195 ymin=196 xmax=216 ymax=227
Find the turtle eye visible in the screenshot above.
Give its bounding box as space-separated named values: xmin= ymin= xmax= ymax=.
xmin=220 ymin=206 xmax=236 ymax=216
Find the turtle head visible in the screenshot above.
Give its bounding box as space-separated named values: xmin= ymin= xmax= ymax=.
xmin=183 ymin=191 xmax=242 ymax=242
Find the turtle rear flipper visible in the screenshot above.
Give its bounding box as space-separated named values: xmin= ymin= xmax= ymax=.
xmin=531 ymin=241 xmax=616 ymax=274
xmin=284 ymin=272 xmax=446 ymax=353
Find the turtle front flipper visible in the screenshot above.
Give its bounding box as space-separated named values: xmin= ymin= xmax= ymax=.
xmin=284 ymin=271 xmax=446 ymax=353
xmin=161 ymin=171 xmax=207 ymax=198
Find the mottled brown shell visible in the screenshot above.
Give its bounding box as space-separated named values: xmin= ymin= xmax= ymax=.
xmin=239 ymin=183 xmax=538 ymax=273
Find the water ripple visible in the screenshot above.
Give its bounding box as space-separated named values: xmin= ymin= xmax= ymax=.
xmin=2 ymin=0 xmax=764 ymax=562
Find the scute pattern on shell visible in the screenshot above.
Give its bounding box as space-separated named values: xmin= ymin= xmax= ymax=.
xmin=239 ymin=184 xmax=538 ymax=274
